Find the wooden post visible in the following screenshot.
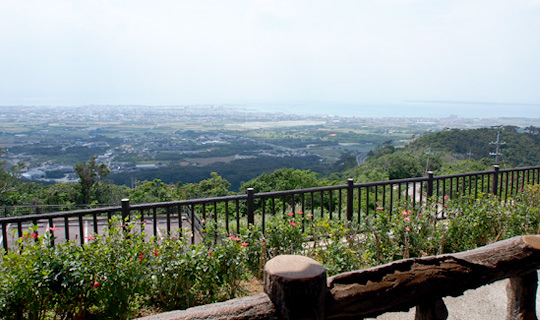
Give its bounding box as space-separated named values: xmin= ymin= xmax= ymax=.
xmin=506 ymin=271 xmax=538 ymax=320
xmin=415 ymin=298 xmax=448 ymax=320
xmin=264 ymin=255 xmax=327 ymax=320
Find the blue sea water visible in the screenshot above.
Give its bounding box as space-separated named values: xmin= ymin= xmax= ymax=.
xmin=247 ymin=101 xmax=540 ymax=119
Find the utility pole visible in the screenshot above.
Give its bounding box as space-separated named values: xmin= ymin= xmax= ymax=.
xmin=490 ymin=127 xmax=506 ymax=165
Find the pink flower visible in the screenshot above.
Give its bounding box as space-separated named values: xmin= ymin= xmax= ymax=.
xmin=241 ymin=242 xmax=249 ymax=247
xmin=444 ymin=195 xmax=449 ymax=200
xmin=201 ymin=218 xmax=206 ymax=223
xmin=401 ymin=210 xmax=408 ymax=216
xmin=520 ymin=188 xmax=524 ymax=192
xmin=138 ymin=253 xmax=143 ymax=261
xmin=289 ymin=221 xmax=298 ymax=226
xmin=85 ymin=236 xmax=96 ymax=240
xmin=404 ymin=217 xmax=410 ymax=222
xmin=306 ymin=213 xmax=314 ymax=217
xmin=376 ymin=207 xmax=384 ymax=211
xmin=287 ymin=212 xmax=294 ymax=216
xmin=93 ymin=281 xmax=100 ymax=288
xmin=296 ymin=211 xmax=303 ymax=215
xmin=142 ymin=220 xmax=147 ymax=224
xmin=47 ymin=227 xmax=59 ymax=232
xmin=30 ymin=232 xmax=38 ymax=239
xmin=227 ymin=235 xmax=241 ymax=241
xmin=208 ymin=252 xmax=213 ymax=258
xmin=405 ymin=227 xmax=411 ymax=232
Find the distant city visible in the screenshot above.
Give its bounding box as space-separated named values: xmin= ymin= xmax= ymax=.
xmin=2 ymin=104 xmax=540 ymax=189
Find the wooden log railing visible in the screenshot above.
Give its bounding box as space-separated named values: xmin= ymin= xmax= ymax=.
xmin=137 ymin=235 xmax=540 ymax=320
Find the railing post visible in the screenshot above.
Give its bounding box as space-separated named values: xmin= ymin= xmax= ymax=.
xmin=492 ymin=165 xmax=500 ymax=196
xmin=121 ymin=198 xmax=130 ymax=222
xmin=347 ymin=178 xmax=354 ymax=221
xmin=247 ymin=188 xmax=255 ymax=225
xmin=427 ymin=171 xmax=434 ymax=198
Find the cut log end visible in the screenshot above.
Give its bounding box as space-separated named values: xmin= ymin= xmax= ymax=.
xmin=264 ymin=254 xmax=326 ymax=280
xmin=264 ymin=255 xmax=327 ymax=320
xmin=522 ymin=235 xmax=540 ymax=250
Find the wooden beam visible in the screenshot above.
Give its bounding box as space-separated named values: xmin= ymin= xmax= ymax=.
xmin=327 ymin=235 xmax=540 ymax=319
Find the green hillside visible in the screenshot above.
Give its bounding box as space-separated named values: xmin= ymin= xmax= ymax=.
xmin=336 ymin=126 xmax=540 ymax=183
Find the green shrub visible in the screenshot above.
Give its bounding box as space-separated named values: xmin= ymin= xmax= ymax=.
xmin=2 ymin=185 xmax=540 ymax=318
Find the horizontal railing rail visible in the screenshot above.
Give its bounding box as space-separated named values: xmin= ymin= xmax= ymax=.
xmin=0 ymin=203 xmax=114 ymax=217
xmin=2 ymin=165 xmax=540 ymax=252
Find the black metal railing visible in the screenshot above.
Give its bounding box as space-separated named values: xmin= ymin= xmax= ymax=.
xmin=1 ymin=165 xmax=539 ymax=252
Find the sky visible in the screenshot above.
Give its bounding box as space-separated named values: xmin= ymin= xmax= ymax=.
xmin=1 ymin=0 xmax=540 ymax=118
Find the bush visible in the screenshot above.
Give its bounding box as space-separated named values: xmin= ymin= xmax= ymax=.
xmin=2 ymin=185 xmax=540 ymax=318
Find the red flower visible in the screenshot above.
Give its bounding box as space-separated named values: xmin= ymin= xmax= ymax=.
xmin=47 ymin=227 xmax=60 ymax=232
xmin=296 ymin=211 xmax=303 ymax=215
xmin=30 ymin=232 xmax=38 ymax=239
xmin=139 ymin=253 xmax=143 ymax=261
xmin=289 ymin=221 xmax=298 ymax=226
xmin=154 ymin=249 xmax=159 ymax=257
xmin=94 ymin=281 xmax=100 ymax=288
xmin=208 ymin=252 xmax=213 ymax=258
xmin=227 ymin=235 xmax=241 ymax=241
xmin=241 ymin=242 xmax=249 ymax=247
xmin=85 ymin=236 xmax=96 ymax=240
xmin=287 ymin=212 xmax=294 ymax=216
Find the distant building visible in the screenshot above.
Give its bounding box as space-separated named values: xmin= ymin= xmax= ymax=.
xmin=22 ymin=169 xmax=46 ymax=180
xmin=135 ymin=164 xmax=158 ymax=170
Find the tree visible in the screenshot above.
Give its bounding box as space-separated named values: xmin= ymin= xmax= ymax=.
xmin=240 ymin=168 xmax=323 ymax=193
xmin=182 ymin=172 xmax=231 ymax=199
xmin=74 ymin=157 xmax=110 ymax=204
xmin=129 ymin=179 xmax=179 ymax=203
xmin=0 ymin=149 xmax=25 ymax=206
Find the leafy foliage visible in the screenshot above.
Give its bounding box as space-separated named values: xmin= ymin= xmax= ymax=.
xmin=2 ymin=186 xmax=540 ymax=318
xmin=240 ymin=168 xmax=324 ymax=192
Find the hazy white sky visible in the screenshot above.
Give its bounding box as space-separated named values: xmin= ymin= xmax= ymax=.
xmin=1 ymin=0 xmax=539 ymax=117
